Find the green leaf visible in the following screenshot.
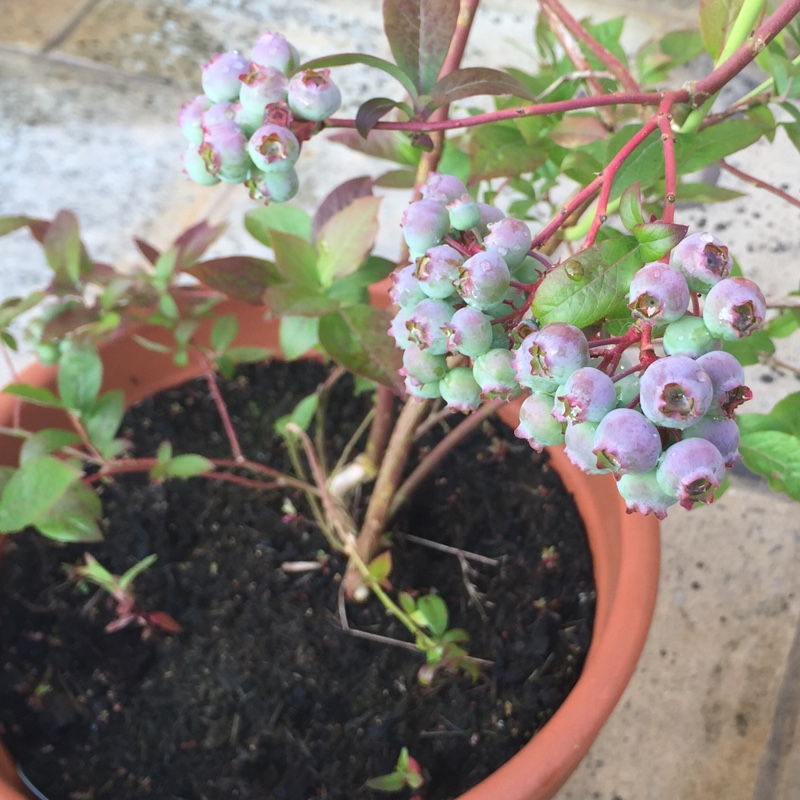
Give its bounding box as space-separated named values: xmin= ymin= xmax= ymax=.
xmin=20 ymin=429 xmax=81 ymax=464
xmin=266 ymin=284 xmax=339 ymax=317
xmin=153 ymin=248 xmax=178 ymax=291
xmin=739 ymin=429 xmax=800 ymax=501
xmin=276 ymin=393 xmax=319 ymax=436
xmin=382 ymin=0 xmax=459 ymax=94
xmin=173 ymin=221 xmax=226 ymax=269
xmin=163 ymin=454 xmax=214 ymax=478
xmin=399 ymin=591 xmax=416 ymax=615
xmin=119 ymin=553 xmax=158 ymax=591
xmin=367 ymin=551 xmax=393 ymax=583
xmin=3 ymin=384 xmax=65 ymax=409
xmin=43 ymin=210 xmax=85 ymax=290
xmin=722 ymin=330 xmax=774 ymax=366
xmin=356 ymin=98 xmax=408 ymax=138
xmin=269 ymin=230 xmax=321 ymax=290
xmin=244 ymin=205 xmax=312 ymax=247
xmin=185 ymin=257 xmax=278 ymax=304
xmin=0 ymin=456 xmax=81 ymax=533
xmin=424 ymin=67 xmax=535 ymax=113
xmin=296 ymin=52 xmax=418 ymax=98
xmin=674 ymin=182 xmax=744 ymax=203
xmin=365 ymin=773 xmax=408 ymax=792
xmin=0 ymin=214 xmax=40 ymax=237
xmin=531 ymin=236 xmax=645 ymax=328
xmin=739 ymin=393 xmax=800 ymax=437
xmin=211 ymin=315 xmax=240 ymax=353
xmin=316 ymin=196 xmax=382 ymax=285
xmin=226 ymin=346 xmax=271 ymax=363
xmin=312 ymin=178 xmax=375 ymax=242
xmin=58 ymin=343 xmax=102 ymax=416
xmin=0 ymin=291 xmax=46 ymax=329
xmin=630 ymin=222 xmax=687 ymax=262
xmin=36 ymin=482 xmax=103 ymax=543
xmin=329 ymin=129 xmax=421 ymax=167
xmin=84 ymin=390 xmax=125 ymax=457
xmin=619 ymin=183 xmax=645 ymax=232
xmin=699 ymin=0 xmax=745 ymax=60
xmin=318 ymin=305 xmax=403 ymax=390
xmin=280 ymin=316 xmax=320 ymax=361
xmin=468 ymin=123 xmax=548 ymax=183
xmin=416 ymin=594 xmax=448 ymax=637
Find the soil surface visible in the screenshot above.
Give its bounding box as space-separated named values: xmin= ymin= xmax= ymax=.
xmin=0 ymin=360 xmax=595 ymax=800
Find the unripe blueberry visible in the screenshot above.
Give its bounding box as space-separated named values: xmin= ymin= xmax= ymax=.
xmin=179 ymin=95 xmax=212 ymax=144
xmin=670 ymin=231 xmax=732 ymax=292
xmin=681 ymin=416 xmax=740 ymax=466
xmin=251 ymin=31 xmax=299 ymax=74
xmin=564 ymin=421 xmax=610 ymax=475
xmin=510 ymin=256 xmax=540 ymax=283
xmin=617 ymin=470 xmax=678 ymax=519
xmin=553 ymin=367 xmax=617 ymax=424
xmin=695 ymin=350 xmax=751 ymax=418
xmin=402 ymin=344 xmax=449 ymax=386
xmin=612 ymin=363 xmax=640 ymax=408
xmin=390 ymin=264 xmax=427 ymax=309
xmin=484 ymin=218 xmax=532 ymax=269
xmin=246 ymin=167 xmax=299 ymax=203
xmin=201 ymin=122 xmax=251 ymax=183
xmin=422 ymin=173 xmax=468 ymax=204
xmin=182 ymin=146 xmax=221 ymax=185
xmin=202 ymin=101 xmax=239 ymax=127
xmin=513 ymin=323 xmax=590 ymax=392
xmin=406 ymin=298 xmax=454 ymax=355
xmin=415 ymin=244 xmax=462 ymax=299
xmin=456 ymin=249 xmax=510 ymax=311
xmin=247 ymin=124 xmax=299 ymax=172
xmin=401 ymin=199 xmax=450 ymax=258
xmin=515 ymin=392 xmax=565 ymax=452
xmin=388 ymin=306 xmax=414 ymax=350
xmin=656 ymin=438 xmax=726 ymax=509
xmin=440 ymin=367 xmax=482 ymax=412
xmin=201 ymin=51 xmax=250 ymax=103
xmin=288 ymin=69 xmax=342 ymax=121
xmin=628 ymin=263 xmax=690 ymax=324
xmin=702 ymin=276 xmax=767 ymax=340
xmin=592 ymin=408 xmax=662 ymax=475
xmin=442 ymin=306 xmax=493 ymax=358
xmin=475 ymin=203 xmax=505 ymax=236
xmin=404 ymin=375 xmax=442 ymax=400
xmin=472 ymin=349 xmax=520 ymax=400
xmin=639 ymin=355 xmax=713 ymax=429
xmin=239 ymin=64 xmax=288 ymax=115
xmin=447 ymin=197 xmax=482 ymax=231
xmin=662 ymin=314 xmax=722 ymax=357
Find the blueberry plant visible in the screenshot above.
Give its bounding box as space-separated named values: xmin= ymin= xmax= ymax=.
xmin=2 ymin=0 xmax=800 ymax=691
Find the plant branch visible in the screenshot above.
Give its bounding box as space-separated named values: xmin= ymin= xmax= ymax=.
xmin=720 ymin=159 xmax=800 ymax=209
xmin=203 ymin=367 xmax=244 ymax=462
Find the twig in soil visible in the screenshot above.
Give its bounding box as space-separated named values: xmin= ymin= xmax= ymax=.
xmin=337 ymin=584 xmax=420 ymax=654
xmin=456 ymin=551 xmax=490 ymax=623
xmin=527 ymin=652 xmax=556 ymax=682
xmin=402 ymin=533 xmax=501 ymax=567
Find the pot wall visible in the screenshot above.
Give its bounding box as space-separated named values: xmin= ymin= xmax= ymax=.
xmin=0 ymin=299 xmax=660 ymax=800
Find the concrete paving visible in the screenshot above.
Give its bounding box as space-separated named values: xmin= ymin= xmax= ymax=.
xmin=1 ymin=1 xmax=800 ymax=799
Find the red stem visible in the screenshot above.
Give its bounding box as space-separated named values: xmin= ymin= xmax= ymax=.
xmin=203 ymin=368 xmax=244 ymax=462
xmin=656 ymin=94 xmax=679 ymax=226
xmin=720 ymin=158 xmax=800 ymax=209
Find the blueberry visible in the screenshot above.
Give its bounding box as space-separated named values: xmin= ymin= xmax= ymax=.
xmin=406 ymin=298 xmax=455 ymax=355
xmin=514 ymin=392 xmax=565 ymax=452
xmin=251 ymin=31 xmax=300 ymax=74
xmin=592 ymin=408 xmax=662 ymax=475
xmin=628 ymin=263 xmax=690 ymax=324
xmin=239 ymin=64 xmax=289 ymax=115
xmin=695 ymin=351 xmax=751 ymax=418
xmin=201 ymin=51 xmax=250 ymax=103
xmin=179 ymin=95 xmax=212 ymax=145
xmin=471 ymin=348 xmax=520 ymax=400
xmin=401 ymin=344 xmax=449 ymax=386
xmin=670 ymin=231 xmax=732 ymax=292
xmin=440 ymin=367 xmax=482 ymax=412
xmin=401 ymin=200 xmax=450 ymax=258
xmin=512 ymin=323 xmax=589 ymax=392
xmin=617 ymin=470 xmax=678 ymax=518
xmin=247 ymin=124 xmax=300 ymax=173
xmin=484 ymin=218 xmax=532 ymax=269
xmin=656 ymin=438 xmax=726 ymax=509
xmin=702 ymin=276 xmax=767 ymax=340
xmin=564 ymin=421 xmax=610 ymax=475
xmin=475 ymin=202 xmax=505 ymax=236
xmin=182 ymin=146 xmax=221 ymax=186
xmin=447 ymin=197 xmax=482 ymax=231
xmin=390 ymin=264 xmax=428 ymax=309
xmin=638 ymin=355 xmax=713 ymax=429
xmin=455 ymin=249 xmax=510 ymax=311
xmin=246 ymin=167 xmax=299 ymax=203
xmin=288 ymin=69 xmax=342 ymax=121
xmin=422 ymin=173 xmax=468 ymax=205
xmin=415 ymin=244 xmax=462 ymax=299
xmin=441 ymin=306 xmax=493 ymax=358
xmin=553 ymin=367 xmax=617 ymax=424
xmin=681 ymin=416 xmax=740 ymax=467
xmin=662 ymin=314 xmax=722 ymax=357
xmin=202 ymin=122 xmax=251 ymax=183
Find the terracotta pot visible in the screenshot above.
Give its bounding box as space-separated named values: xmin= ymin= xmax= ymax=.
xmin=0 ymin=296 xmax=660 ymax=800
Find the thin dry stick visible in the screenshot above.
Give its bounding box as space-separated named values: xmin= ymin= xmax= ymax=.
xmin=402 ymin=533 xmax=500 ymax=566
xmin=720 ymin=159 xmax=800 ymax=210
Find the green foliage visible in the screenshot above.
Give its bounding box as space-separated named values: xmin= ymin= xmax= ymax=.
xmin=365 ymin=747 xmax=424 ymax=793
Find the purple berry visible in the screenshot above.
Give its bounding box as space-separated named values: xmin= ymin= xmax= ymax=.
xmin=245 ymin=167 xmax=299 ymax=203
xmin=639 ymin=355 xmax=713 ymax=429
xmin=471 ymin=349 xmax=520 ymax=400
xmin=553 ymin=367 xmax=617 ymax=424
xmin=287 ymin=69 xmax=342 ymax=121
xmin=251 ymin=31 xmax=299 ymax=74
xmin=179 ymin=95 xmax=212 ymax=145
xmin=402 ymin=344 xmax=448 ymax=386
xmin=406 ymin=298 xmax=454 ymax=355
xmin=475 ymin=203 xmax=505 ymax=236
xmin=564 ymin=421 xmax=610 ymax=475
xmin=662 ymin=315 xmax=722 ymax=357
xmin=512 ymin=323 xmax=590 ymax=392
xmin=201 ymin=51 xmax=249 ymax=103
xmin=401 ymin=199 xmax=450 ymax=258
xmin=202 ymin=101 xmax=239 ymax=127
xmin=670 ymin=232 xmax=732 ymax=292
xmin=415 ymin=244 xmax=462 ymax=299
xmin=390 ymin=264 xmax=427 ymax=309
xmin=442 ymin=307 xmax=493 ymax=358
xmin=247 ymin=124 xmax=299 ymax=173
xmin=239 ymin=64 xmax=288 ymax=115
xmin=447 ymin=197 xmax=482 ymax=231
xmin=656 ymin=438 xmax=726 ymax=509
xmin=201 ymin=122 xmax=251 ymax=183
xmin=592 ymin=408 xmax=662 ymax=475
xmin=440 ymin=367 xmax=482 ymax=412
xmin=702 ymin=276 xmax=767 ymax=340
xmin=422 ymin=173 xmax=468 ymax=204
xmin=681 ymin=416 xmax=740 ymax=467
xmin=695 ymin=351 xmax=751 ymax=418
xmin=617 ymin=470 xmax=678 ymax=519
xmin=182 ymin=146 xmax=221 ymax=186
xmin=484 ymin=218 xmax=532 ymax=269
xmin=627 ymin=263 xmax=690 ymax=324
xmin=515 ymin=392 xmax=565 ymax=452
xmin=456 ymin=249 xmax=510 ymax=311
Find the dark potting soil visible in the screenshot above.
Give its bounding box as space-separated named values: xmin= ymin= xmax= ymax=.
xmin=0 ymin=360 xmax=595 ymax=800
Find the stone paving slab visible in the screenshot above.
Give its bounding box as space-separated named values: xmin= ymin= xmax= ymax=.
xmin=0 ymin=0 xmax=94 ymax=50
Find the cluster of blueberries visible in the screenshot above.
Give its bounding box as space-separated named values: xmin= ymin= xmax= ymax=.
xmin=389 ymin=174 xmax=767 ymax=517
xmin=179 ymin=31 xmax=341 ymax=203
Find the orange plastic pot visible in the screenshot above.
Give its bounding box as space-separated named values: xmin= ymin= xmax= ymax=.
xmin=0 ymin=297 xmax=660 ymax=800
